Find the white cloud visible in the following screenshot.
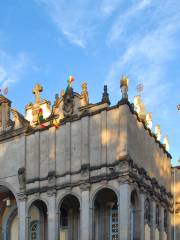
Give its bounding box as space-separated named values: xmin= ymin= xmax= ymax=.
xmin=35 ymin=0 xmax=122 ymax=48
xmin=107 ymin=0 xmax=152 ymax=44
xmin=0 ymin=50 xmax=29 ymax=90
xmin=100 ymin=0 xmax=122 ymax=16
xmin=105 ymin=1 xmax=180 ymax=110
xmin=36 ymin=0 xmax=99 ymax=48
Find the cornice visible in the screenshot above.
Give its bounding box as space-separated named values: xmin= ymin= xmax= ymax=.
xmin=24 ymin=156 xmax=172 ymax=206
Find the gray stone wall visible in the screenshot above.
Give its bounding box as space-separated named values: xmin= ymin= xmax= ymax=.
xmin=0 ymin=102 xmax=171 ymax=194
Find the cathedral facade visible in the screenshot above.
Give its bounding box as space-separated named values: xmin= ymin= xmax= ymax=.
xmin=0 ymin=77 xmax=178 ymax=240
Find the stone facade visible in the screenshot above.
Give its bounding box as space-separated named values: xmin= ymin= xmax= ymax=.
xmin=0 ymin=79 xmax=177 ymax=240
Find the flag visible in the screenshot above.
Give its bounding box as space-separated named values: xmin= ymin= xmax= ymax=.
xmin=37 ymin=108 xmax=46 ymax=128
xmin=65 ymin=76 xmax=75 ymax=94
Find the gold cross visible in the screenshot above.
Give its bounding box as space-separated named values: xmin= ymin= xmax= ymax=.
xmin=32 ymin=84 xmax=43 ymax=103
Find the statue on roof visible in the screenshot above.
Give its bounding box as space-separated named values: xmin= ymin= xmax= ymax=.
xmin=0 ymin=95 xmax=13 ymax=132
xmin=101 ymin=85 xmax=110 ymax=105
xmin=81 ymin=82 xmax=89 ymax=105
xmin=120 ymin=76 xmax=128 ymax=99
xmin=63 ymin=76 xmax=75 ymax=117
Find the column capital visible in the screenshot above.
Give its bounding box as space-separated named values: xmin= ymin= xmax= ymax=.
xmin=80 ymin=183 xmax=90 ymax=191
xmin=47 ymin=189 xmax=57 ymax=197
xmin=17 ymin=193 xmax=27 ymax=202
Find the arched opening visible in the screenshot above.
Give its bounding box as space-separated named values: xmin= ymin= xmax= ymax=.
xmin=59 ymin=194 xmax=80 ymax=240
xmin=0 ymin=185 xmax=18 ymax=240
xmin=93 ymin=188 xmax=118 ymax=240
xmin=28 ymin=200 xmax=48 ymax=240
xmin=130 ymin=190 xmax=140 ymax=240
xmin=144 ymin=198 xmax=151 ymax=240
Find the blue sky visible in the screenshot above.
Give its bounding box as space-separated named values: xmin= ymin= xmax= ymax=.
xmin=0 ymin=0 xmax=180 ymax=165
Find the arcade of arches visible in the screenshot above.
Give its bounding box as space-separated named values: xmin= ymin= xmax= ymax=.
xmin=0 ymin=185 xmax=169 ymax=240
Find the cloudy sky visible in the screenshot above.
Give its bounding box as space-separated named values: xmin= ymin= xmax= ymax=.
xmin=0 ymin=0 xmax=180 ymax=165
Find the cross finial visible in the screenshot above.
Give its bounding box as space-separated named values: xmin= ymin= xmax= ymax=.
xmin=32 ymin=84 xmax=43 ymax=104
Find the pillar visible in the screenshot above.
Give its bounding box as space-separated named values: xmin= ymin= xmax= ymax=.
xmin=167 ymin=211 xmax=171 ymax=240
xmin=18 ymin=194 xmax=27 ymax=240
xmin=151 ymin=200 xmax=156 ymax=240
xmin=48 ymin=190 xmax=57 ymax=240
xmin=140 ymin=192 xmax=145 ymax=240
xmin=160 ymin=206 xmax=164 ymax=240
xmin=80 ymin=185 xmax=90 ymax=240
xmin=119 ymin=183 xmax=131 ymax=240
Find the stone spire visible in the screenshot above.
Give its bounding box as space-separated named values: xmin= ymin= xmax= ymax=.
xmin=101 ymin=85 xmax=110 ymax=105
xmin=120 ymin=76 xmax=128 ymax=99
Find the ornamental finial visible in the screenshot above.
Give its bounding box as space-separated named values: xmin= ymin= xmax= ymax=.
xmin=134 ymin=95 xmax=146 ymax=120
xmin=155 ymin=124 xmax=161 ymax=141
xmin=163 ymin=135 xmax=170 ymax=152
xmin=102 ymin=85 xmax=110 ymax=105
xmin=146 ymin=113 xmax=152 ymax=130
xmin=120 ymin=75 xmax=128 ymax=99
xmin=81 ymin=82 xmax=89 ymax=105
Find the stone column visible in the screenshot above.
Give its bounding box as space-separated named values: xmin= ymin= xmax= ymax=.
xmin=18 ymin=194 xmax=27 ymax=240
xmin=80 ymin=185 xmax=90 ymax=240
xmin=48 ymin=190 xmax=57 ymax=240
xmin=167 ymin=211 xmax=171 ymax=240
xmin=140 ymin=192 xmax=145 ymax=240
xmin=119 ymin=183 xmax=131 ymax=240
xmin=160 ymin=206 xmax=164 ymax=240
xmin=65 ymin=122 xmax=71 ymax=182
xmin=151 ymin=200 xmax=156 ymax=240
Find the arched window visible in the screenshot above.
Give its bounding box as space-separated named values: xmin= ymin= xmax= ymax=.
xmin=59 ymin=194 xmax=80 ymax=240
xmin=30 ymin=220 xmax=40 ymax=240
xmin=144 ymin=199 xmax=151 ymax=225
xmin=130 ymin=190 xmax=140 ymax=240
xmin=28 ymin=200 xmax=48 ymax=240
xmin=93 ymin=188 xmax=118 ymax=240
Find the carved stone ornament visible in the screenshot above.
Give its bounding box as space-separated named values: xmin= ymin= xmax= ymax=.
xmin=54 ymin=94 xmax=61 ymax=108
xmin=48 ymin=171 xmax=56 ymax=187
xmin=101 ymin=85 xmax=110 ymax=105
xmin=63 ymin=87 xmax=74 ymax=117
xmin=81 ymin=82 xmax=89 ymax=105
xmin=18 ymin=167 xmax=26 ymax=191
xmin=11 ymin=108 xmax=29 ymax=129
xmin=120 ymin=76 xmax=129 ymax=99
